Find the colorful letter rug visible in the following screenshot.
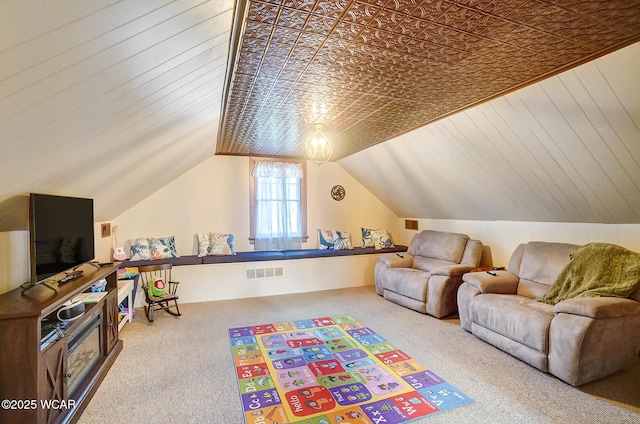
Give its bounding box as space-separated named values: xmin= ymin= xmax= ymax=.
xmin=229 ymin=315 xmax=473 ymax=424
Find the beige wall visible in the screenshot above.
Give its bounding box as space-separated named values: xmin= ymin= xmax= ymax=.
xmin=167 ymin=254 xmax=379 ymax=305
xmin=0 ymin=156 xmax=401 ymax=295
xmin=4 ymin=153 xmax=640 ymax=297
xmin=96 ymin=155 xmax=402 ymax=261
xmin=394 ymin=219 xmax=640 ymax=268
xmin=0 ymin=231 xmax=30 ymax=294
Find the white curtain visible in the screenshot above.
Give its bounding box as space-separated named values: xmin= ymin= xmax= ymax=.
xmin=252 ymin=161 xmax=303 ymax=251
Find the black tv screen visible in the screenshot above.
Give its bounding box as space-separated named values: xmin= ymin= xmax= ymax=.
xmin=30 ymin=194 xmax=95 ymax=283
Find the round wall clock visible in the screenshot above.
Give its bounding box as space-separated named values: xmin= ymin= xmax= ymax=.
xmin=331 ymin=185 xmax=345 ymax=201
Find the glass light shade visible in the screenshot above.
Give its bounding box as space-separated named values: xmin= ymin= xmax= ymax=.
xmin=305 ymin=123 xmax=332 ymax=165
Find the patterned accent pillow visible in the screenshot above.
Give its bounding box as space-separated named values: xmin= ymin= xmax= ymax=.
xmin=361 ymin=227 xmax=374 ymax=248
xmin=317 ymin=229 xmax=335 ymax=250
xmin=129 ymin=238 xmax=152 ymax=261
xmin=196 ymin=233 xmax=212 ymax=257
xmin=150 ymin=236 xmax=179 ymax=260
xmin=331 ymin=230 xmax=353 ymax=250
xmin=210 ymin=232 xmax=235 ymax=255
xmin=371 ymin=229 xmax=395 ymax=250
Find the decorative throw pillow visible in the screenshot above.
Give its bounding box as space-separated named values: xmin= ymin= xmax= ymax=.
xmin=210 ymin=232 xmax=235 ymax=255
xmin=196 ymin=233 xmax=212 ymax=257
xmin=317 ymin=229 xmax=335 ymax=250
xmin=371 ymin=229 xmax=395 ymax=250
xmin=331 ymin=230 xmax=353 ymax=250
xmin=129 ymin=238 xmax=152 ymax=261
xmin=361 ymin=227 xmax=374 ymax=248
xmin=150 ymin=236 xmax=179 ymax=260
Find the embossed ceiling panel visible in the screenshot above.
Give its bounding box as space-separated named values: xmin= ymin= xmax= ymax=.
xmin=218 ymin=0 xmax=640 ymax=160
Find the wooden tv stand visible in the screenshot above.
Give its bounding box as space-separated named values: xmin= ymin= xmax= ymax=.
xmin=0 ymin=264 xmax=123 ymax=424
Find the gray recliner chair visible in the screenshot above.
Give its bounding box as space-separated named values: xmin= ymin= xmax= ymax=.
xmin=375 ymin=230 xmax=483 ymax=317
xmin=458 ymin=241 xmax=640 ymax=386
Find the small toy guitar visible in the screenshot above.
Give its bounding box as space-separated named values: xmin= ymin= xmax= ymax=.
xmin=112 ymin=246 xmax=127 ymax=261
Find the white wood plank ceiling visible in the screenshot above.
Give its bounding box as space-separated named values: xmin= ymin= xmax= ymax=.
xmin=1 ymin=0 xmax=235 ymax=221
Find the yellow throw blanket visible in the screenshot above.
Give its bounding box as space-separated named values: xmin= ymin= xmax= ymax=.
xmin=538 ymin=242 xmax=640 ymax=305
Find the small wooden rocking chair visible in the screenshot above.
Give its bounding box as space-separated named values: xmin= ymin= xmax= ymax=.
xmin=138 ymin=263 xmax=181 ymax=322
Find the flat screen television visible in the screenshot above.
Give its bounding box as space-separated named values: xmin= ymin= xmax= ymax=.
xmin=29 ymin=193 xmax=95 ymax=284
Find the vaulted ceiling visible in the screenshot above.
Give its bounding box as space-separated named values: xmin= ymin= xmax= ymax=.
xmin=219 ymin=0 xmax=640 ymax=159
xmin=1 ymin=1 xmax=639 ymax=224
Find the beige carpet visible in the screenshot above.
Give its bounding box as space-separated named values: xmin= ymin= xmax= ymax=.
xmin=79 ymin=286 xmax=640 ymax=423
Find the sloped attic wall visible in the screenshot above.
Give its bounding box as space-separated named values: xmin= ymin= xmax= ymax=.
xmin=339 ymin=42 xmax=640 ymax=225
xmin=1 ymin=155 xmax=402 ymax=294
xmin=95 ymin=155 xmax=402 ymax=261
xmin=0 ymin=0 xmax=235 ymax=222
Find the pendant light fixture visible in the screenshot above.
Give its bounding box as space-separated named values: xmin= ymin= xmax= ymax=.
xmin=304 ymin=123 xmax=332 ymax=165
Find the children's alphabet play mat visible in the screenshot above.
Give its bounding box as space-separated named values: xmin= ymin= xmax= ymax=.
xmin=228 ymin=315 xmax=473 ymax=424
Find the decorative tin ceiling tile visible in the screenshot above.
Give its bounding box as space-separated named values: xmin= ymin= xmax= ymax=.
xmin=218 ymin=0 xmax=640 ymax=160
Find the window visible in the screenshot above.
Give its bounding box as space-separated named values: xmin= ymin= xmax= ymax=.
xmin=250 ymin=158 xmax=307 ymax=250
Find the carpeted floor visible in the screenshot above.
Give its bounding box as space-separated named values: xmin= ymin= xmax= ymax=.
xmin=79 ymin=286 xmax=640 ymax=424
